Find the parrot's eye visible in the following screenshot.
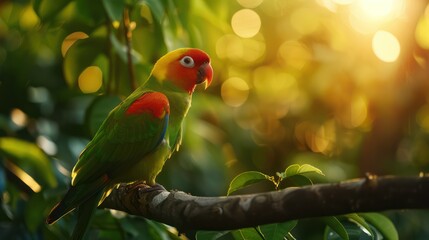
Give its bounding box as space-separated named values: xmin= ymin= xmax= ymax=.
xmin=179 ymin=56 xmax=195 ymax=68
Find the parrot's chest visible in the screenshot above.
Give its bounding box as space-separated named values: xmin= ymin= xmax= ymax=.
xmin=113 ymin=139 xmax=171 ymax=185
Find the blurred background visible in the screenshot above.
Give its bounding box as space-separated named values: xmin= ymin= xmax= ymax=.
xmin=1 ymin=0 xmax=429 ymax=239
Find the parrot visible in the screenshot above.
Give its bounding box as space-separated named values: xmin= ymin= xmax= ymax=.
xmin=46 ymin=48 xmax=213 ymax=239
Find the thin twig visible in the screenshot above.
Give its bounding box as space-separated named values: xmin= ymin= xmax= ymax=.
xmin=123 ymin=8 xmax=136 ymax=90
xmin=106 ymin=23 xmax=113 ymax=94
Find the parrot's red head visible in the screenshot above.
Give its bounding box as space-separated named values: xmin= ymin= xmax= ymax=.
xmin=152 ymin=48 xmax=213 ymax=94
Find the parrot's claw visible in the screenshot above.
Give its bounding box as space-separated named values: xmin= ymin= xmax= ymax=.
xmin=140 ymin=183 xmax=166 ymax=193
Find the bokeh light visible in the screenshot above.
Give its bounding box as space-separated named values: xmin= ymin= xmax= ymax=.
xmin=10 ymin=108 xmax=28 ymax=127
xmin=221 ymin=77 xmax=250 ymax=107
xmin=252 ymin=117 xmax=286 ymax=144
xmin=290 ymin=8 xmax=320 ymax=35
xmin=36 ymin=136 xmax=57 ymax=155
xmin=61 ymin=32 xmax=89 ymax=57
xmin=354 ymin=0 xmax=403 ymax=20
xmin=231 ymin=9 xmax=261 ymax=38
xmin=19 ymin=6 xmax=39 ymax=29
xmin=295 ymin=120 xmax=336 ymax=155
xmin=415 ymin=12 xmax=429 ymax=49
xmin=236 ymin=0 xmax=263 ymax=8
xmin=372 ymin=30 xmax=400 ymax=62
xmin=216 ymin=34 xmax=243 ymax=60
xmin=78 ymin=66 xmax=103 ymax=93
xmin=312 ymin=120 xmax=336 ymax=154
xmin=337 ymin=95 xmax=368 ymax=129
xmin=278 ymin=41 xmax=312 ymax=70
xmin=253 ymin=66 xmax=298 ymax=107
xmin=216 ymin=33 xmax=265 ymax=63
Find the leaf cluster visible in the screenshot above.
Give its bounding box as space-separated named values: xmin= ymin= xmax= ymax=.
xmin=195 ymin=164 xmax=398 ymax=240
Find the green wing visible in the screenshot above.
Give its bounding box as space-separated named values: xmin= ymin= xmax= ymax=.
xmin=46 ymin=91 xmax=170 ymax=225
xmin=71 ymin=91 xmax=170 ymax=186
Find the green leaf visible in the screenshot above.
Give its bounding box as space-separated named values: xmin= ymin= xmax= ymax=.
xmin=360 ymin=213 xmax=398 ymax=240
xmin=231 ymin=228 xmax=262 ymax=240
xmin=284 ymin=164 xmax=300 ymax=178
xmin=325 ymin=220 xmax=372 ymax=240
xmin=33 ymin=0 xmax=71 ymax=21
xmin=345 ymin=214 xmax=374 ymax=240
xmin=0 ymin=137 xmax=57 ymax=190
xmin=322 ymin=216 xmax=349 ymax=240
xmin=145 ymin=219 xmax=171 ymax=240
xmin=119 ymin=217 xmax=172 ymax=240
xmin=278 ymin=164 xmax=324 ymax=188
xmin=260 ymin=220 xmax=298 ymax=240
xmin=196 ymin=231 xmax=231 ymax=240
xmin=116 ymin=217 xmax=149 ymax=239
xmin=102 ymin=0 xmax=125 ymax=22
xmin=298 ymin=164 xmax=324 ymax=175
xmin=286 ymin=175 xmax=313 ymax=187
xmin=139 ymin=0 xmax=165 ymax=23
xmin=282 ymin=164 xmax=324 ymax=179
xmin=24 ymin=192 xmax=46 ymax=232
xmin=85 ymin=95 xmax=122 ymax=136
xmin=227 ymin=171 xmax=271 ymax=195
xmin=286 ymin=232 xmax=297 ymax=240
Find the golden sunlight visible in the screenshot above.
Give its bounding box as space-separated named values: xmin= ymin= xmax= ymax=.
xmin=231 ymin=9 xmax=261 ymax=38
xmin=354 ymin=0 xmax=401 ymax=19
xmin=332 ymin=0 xmax=354 ymax=5
xmin=349 ymin=0 xmax=405 ymax=33
xmin=4 ymin=160 xmax=41 ymax=193
xmin=372 ymin=30 xmax=400 ymax=62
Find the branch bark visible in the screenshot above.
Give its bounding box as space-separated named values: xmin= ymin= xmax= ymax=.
xmin=100 ymin=175 xmax=429 ymax=232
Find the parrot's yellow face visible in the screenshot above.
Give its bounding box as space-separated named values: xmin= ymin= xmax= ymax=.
xmin=152 ymin=48 xmax=213 ymax=94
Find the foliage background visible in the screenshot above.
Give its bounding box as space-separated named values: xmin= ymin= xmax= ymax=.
xmin=1 ymin=0 xmax=429 ymax=239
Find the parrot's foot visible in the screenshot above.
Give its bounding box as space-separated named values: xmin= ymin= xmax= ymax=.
xmin=124 ymin=181 xmax=166 ymax=194
xmin=141 ymin=183 xmax=166 ymax=193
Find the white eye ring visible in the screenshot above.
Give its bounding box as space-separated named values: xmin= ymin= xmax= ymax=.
xmin=179 ymin=56 xmax=195 ymax=68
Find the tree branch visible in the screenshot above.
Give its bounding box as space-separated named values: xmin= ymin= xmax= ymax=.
xmin=100 ymin=175 xmax=429 ymax=232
